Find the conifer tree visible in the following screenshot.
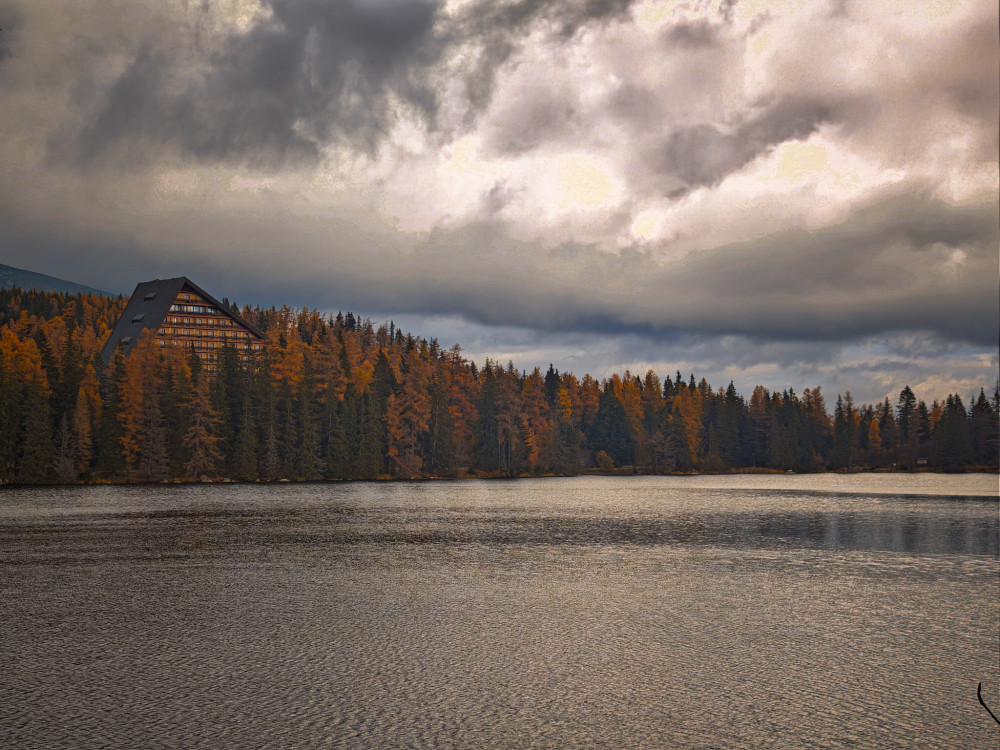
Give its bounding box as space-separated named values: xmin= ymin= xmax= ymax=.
xmin=969 ymin=389 xmax=997 ymax=466
xmin=94 ymin=351 xmax=126 ymax=478
xmin=0 ymin=349 xmax=18 ymax=482
xmin=72 ymin=387 xmax=93 ymax=478
xmin=261 ymin=421 xmax=279 ymax=481
xmin=324 ymin=399 xmax=351 ymax=479
xmin=355 ymin=391 xmax=386 ymax=477
xmin=295 ymin=366 xmax=323 ymax=480
xmin=52 ymin=412 xmax=78 ymax=483
xmin=590 ymin=386 xmax=634 ymax=468
xmin=233 ymin=395 xmax=259 ymax=481
xmin=137 ymin=393 xmax=169 ymax=481
xmin=185 ymin=378 xmax=223 ymax=479
xmin=423 ymin=380 xmax=455 ymax=476
xmin=18 ymin=384 xmax=54 ymax=483
xmin=473 ymin=364 xmax=500 ymax=472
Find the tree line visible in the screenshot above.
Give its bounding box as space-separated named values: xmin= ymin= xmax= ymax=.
xmin=1 ymin=287 xmax=997 ymax=484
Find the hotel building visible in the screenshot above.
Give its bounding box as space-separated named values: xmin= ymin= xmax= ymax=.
xmin=101 ymin=277 xmax=266 ymax=373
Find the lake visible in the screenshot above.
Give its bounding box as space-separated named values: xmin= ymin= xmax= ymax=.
xmin=1 ymin=474 xmax=997 ymax=749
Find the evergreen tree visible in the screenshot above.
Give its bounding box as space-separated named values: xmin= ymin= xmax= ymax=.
xmin=423 ymin=380 xmax=455 ymax=475
xmin=0 ymin=350 xmax=19 ymax=482
xmin=876 ymin=397 xmax=898 ymax=466
xmin=295 ymin=366 xmax=323 ymax=480
xmin=668 ymin=411 xmax=693 ymax=471
xmin=233 ymin=394 xmax=259 ymax=481
xmin=896 ymin=385 xmax=918 ymax=468
xmin=94 ymin=351 xmax=126 ymax=478
xmin=932 ymin=395 xmax=972 ymax=470
xmin=355 ymin=391 xmax=386 ymax=477
xmin=969 ymin=389 xmax=997 ymax=466
xmin=137 ymin=393 xmax=169 ymax=481
xmin=52 ymin=412 xmax=78 ymax=483
xmin=543 ymin=364 xmax=560 ymax=405
xmin=18 ymin=384 xmax=54 ymax=483
xmin=323 ymin=399 xmax=351 ymax=479
xmin=589 ymin=386 xmax=634 ymax=467
xmin=261 ymin=421 xmax=279 ymax=481
xmin=472 ymin=364 xmax=500 ymax=472
xmin=161 ymin=362 xmax=193 ymax=477
xmin=185 ymin=378 xmax=223 ymax=479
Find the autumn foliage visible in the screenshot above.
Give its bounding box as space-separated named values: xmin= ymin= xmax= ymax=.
xmin=0 ymin=288 xmax=997 ymax=484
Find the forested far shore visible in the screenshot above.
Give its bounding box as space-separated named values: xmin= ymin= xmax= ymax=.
xmin=1 ymin=287 xmax=997 ymax=485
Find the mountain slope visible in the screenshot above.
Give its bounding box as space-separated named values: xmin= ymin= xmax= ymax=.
xmin=0 ymin=263 xmax=113 ymax=297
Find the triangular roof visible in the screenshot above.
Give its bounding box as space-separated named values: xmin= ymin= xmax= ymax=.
xmin=101 ymin=277 xmax=265 ymax=365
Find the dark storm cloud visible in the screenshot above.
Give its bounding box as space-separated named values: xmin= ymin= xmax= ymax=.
xmin=0 ymin=2 xmax=22 ymax=67
xmin=660 ymin=19 xmax=720 ymax=48
xmin=75 ymin=0 xmax=441 ymax=166
xmin=634 ymin=98 xmax=831 ymax=194
xmin=345 ymin=194 xmax=999 ymax=349
xmin=67 ymin=0 xmax=639 ymax=168
xmin=631 ymin=195 xmax=1000 ymax=345
xmin=480 ymin=84 xmax=580 ymax=155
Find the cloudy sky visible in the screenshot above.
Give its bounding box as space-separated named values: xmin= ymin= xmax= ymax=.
xmin=0 ymin=0 xmax=996 ymax=405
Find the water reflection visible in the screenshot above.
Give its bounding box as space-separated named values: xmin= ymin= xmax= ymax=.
xmin=1 ymin=479 xmax=997 ymax=750
xmin=1 ymin=499 xmax=995 ymax=566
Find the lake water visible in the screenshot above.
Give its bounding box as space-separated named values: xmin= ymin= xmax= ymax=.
xmin=1 ymin=474 xmax=997 ymax=749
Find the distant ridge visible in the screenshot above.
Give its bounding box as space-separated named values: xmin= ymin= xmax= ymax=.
xmin=0 ymin=263 xmax=113 ymax=297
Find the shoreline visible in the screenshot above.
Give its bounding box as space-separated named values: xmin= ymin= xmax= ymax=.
xmin=2 ymin=466 xmax=997 ymax=490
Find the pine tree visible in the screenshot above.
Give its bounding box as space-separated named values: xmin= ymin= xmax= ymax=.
xmin=472 ymin=364 xmax=500 ymax=472
xmin=137 ymin=393 xmax=169 ymax=481
xmin=233 ymin=395 xmax=259 ymax=481
xmin=94 ymin=352 xmax=126 ymax=478
xmin=969 ymin=389 xmax=997 ymax=467
xmin=52 ymin=412 xmax=78 ymax=483
xmin=72 ymin=387 xmax=93 ymax=477
xmin=590 ymin=386 xmax=634 ymax=468
xmin=261 ymin=421 xmax=279 ymax=481
xmin=896 ymin=385 xmax=918 ymax=468
xmin=355 ymin=391 xmax=386 ymax=478
xmin=18 ymin=384 xmax=54 ymax=483
xmin=0 ymin=348 xmax=18 ymax=482
xmin=324 ymin=399 xmax=351 ymax=479
xmin=423 ymin=380 xmax=455 ymax=476
xmin=932 ymin=394 xmax=972 ymax=470
xmin=185 ymin=378 xmax=223 ymax=479
xmin=295 ymin=370 xmax=323 ymax=480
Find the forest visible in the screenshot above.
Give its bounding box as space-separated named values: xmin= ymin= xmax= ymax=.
xmin=1 ymin=287 xmax=997 ymax=484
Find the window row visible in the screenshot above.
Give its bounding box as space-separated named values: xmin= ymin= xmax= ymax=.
xmin=166 ymin=315 xmax=238 ymax=328
xmin=158 ymin=339 xmax=261 ymax=351
xmin=169 ymin=303 xmax=217 ymax=314
xmin=160 ymin=327 xmax=252 ymax=340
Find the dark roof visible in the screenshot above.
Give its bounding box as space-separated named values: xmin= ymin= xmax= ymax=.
xmin=101 ymin=277 xmax=266 ymax=365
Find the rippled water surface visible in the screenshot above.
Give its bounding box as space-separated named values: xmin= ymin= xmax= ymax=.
xmin=1 ymin=474 xmax=997 ymax=749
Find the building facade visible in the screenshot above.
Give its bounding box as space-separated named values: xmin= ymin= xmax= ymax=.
xmin=101 ymin=277 xmax=266 ymax=373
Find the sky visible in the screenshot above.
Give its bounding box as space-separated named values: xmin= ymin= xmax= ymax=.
xmin=0 ymin=0 xmax=996 ymax=407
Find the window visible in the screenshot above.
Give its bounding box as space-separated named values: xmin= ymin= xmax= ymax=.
xmin=144 ymin=292 xmax=156 ymax=301
xmin=131 ymin=314 xmax=144 ymax=324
